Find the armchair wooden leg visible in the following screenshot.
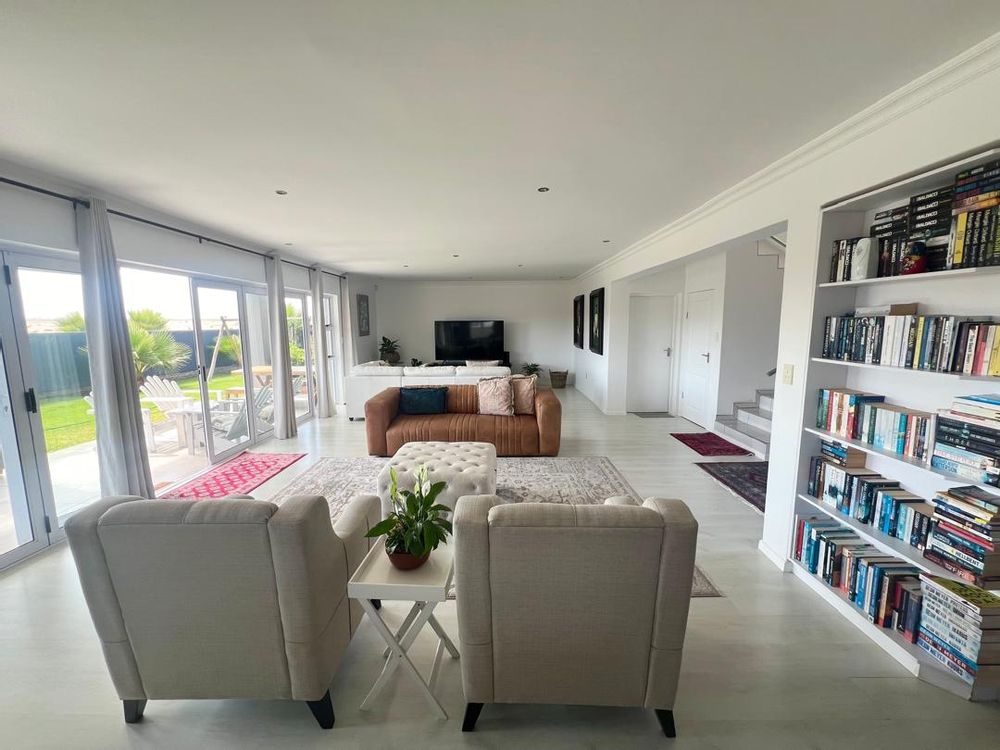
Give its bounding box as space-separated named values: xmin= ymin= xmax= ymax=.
xmin=655 ymin=709 xmax=676 ymax=738
xmin=307 ymin=691 xmax=335 ymax=729
xmin=123 ymin=699 xmax=147 ymax=724
xmin=462 ymin=702 xmax=484 ymax=732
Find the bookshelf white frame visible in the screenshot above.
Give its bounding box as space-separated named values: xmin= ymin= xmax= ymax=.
xmin=792 ymin=146 xmax=1000 ymax=702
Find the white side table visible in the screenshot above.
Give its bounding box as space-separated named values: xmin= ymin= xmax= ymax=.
xmin=348 ymin=542 xmax=459 ymax=719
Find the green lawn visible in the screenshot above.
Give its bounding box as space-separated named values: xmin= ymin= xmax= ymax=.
xmin=39 ymin=372 xmax=247 ymax=453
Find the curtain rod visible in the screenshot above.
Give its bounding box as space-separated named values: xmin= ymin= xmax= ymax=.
xmin=0 ymin=175 xmax=346 ymax=279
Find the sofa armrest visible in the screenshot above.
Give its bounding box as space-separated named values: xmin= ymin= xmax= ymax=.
xmin=333 ymin=493 xmax=382 ymax=634
xmin=604 ymin=496 xmax=638 ymax=506
xmin=641 ymin=497 xmax=698 ymax=710
xmin=65 ymin=496 xmax=147 ymax=700
xmin=535 ymin=388 xmax=562 ymax=456
xmin=268 ymin=495 xmax=350 ymax=700
xmin=365 ymin=388 xmax=400 ymax=456
xmin=454 ymin=494 xmax=503 ymax=703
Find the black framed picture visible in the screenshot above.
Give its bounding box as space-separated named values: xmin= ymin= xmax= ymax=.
xmin=357 ymin=293 xmax=370 ymax=337
xmin=589 ymin=288 xmax=605 ymax=355
xmin=573 ymin=295 xmax=585 ymax=348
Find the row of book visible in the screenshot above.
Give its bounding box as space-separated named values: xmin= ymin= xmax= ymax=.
xmin=932 ymin=395 xmax=1000 ymax=487
xmin=923 ymin=486 xmax=1000 ymax=587
xmin=917 ymin=575 xmax=1000 ymax=687
xmin=794 ymin=516 xmax=924 ymax=640
xmin=807 ymin=446 xmax=933 ymax=551
xmin=817 ymin=388 xmax=931 ymax=461
xmin=820 ymin=306 xmax=1000 ymax=376
xmin=949 ymin=160 xmax=1000 ymax=269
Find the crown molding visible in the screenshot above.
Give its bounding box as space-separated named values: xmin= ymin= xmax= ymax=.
xmin=579 ymin=31 xmax=1000 ymax=281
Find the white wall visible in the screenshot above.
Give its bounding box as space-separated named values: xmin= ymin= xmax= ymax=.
xmin=375 ymin=280 xmax=572 ymax=379
xmin=716 ymin=243 xmax=784 ymax=415
xmin=346 ymin=274 xmax=380 ymax=364
xmin=561 ymin=38 xmax=1000 ymax=568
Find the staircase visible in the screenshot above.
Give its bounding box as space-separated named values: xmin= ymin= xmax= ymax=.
xmin=714 ymin=389 xmax=773 ymax=458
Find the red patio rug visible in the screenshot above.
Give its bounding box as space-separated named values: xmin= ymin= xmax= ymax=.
xmin=670 ymin=432 xmax=751 ymax=457
xmin=160 ymin=452 xmax=306 ymax=499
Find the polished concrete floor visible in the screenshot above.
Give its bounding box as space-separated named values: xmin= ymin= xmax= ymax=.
xmin=2 ymin=388 xmax=999 ymax=749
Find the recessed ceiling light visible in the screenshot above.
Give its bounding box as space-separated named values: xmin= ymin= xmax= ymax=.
xmin=452 ymin=254 xmax=460 ymax=258
xmin=602 ymin=239 xmax=611 ymax=243
xmin=275 ymin=189 xmax=288 ymax=195
xmin=518 ymin=264 xmax=524 ymax=268
xmin=403 ymin=264 xmax=409 ymax=268
xmin=284 ymin=242 xmax=293 ymax=246
xmin=537 ymin=186 xmax=550 ymax=192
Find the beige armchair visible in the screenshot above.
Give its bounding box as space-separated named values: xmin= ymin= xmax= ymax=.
xmin=453 ymin=496 xmax=698 ymax=738
xmin=65 ymin=493 xmax=381 ymax=728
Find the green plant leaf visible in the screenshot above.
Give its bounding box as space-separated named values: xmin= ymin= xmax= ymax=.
xmin=365 ymin=518 xmax=397 ymax=538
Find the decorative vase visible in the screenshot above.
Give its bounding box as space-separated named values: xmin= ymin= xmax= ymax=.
xmin=387 ymin=548 xmax=430 ymax=570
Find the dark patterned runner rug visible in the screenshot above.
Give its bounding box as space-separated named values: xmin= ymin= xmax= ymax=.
xmin=695 ymin=460 xmax=768 ymax=513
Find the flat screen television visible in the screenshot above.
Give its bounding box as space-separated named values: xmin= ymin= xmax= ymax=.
xmin=434 ymin=320 xmax=505 ymax=362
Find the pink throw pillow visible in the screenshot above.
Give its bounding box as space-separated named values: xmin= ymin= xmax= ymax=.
xmin=511 ymin=374 xmax=537 ymax=414
xmin=477 ymin=376 xmax=514 ymax=416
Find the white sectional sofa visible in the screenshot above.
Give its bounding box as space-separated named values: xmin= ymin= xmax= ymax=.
xmin=345 ymin=362 xmax=511 ymax=419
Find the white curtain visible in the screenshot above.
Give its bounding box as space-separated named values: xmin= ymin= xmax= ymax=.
xmin=76 ymin=198 xmax=155 ymax=498
xmin=309 ymin=268 xmax=333 ymax=418
xmin=265 ymin=254 xmax=297 ymax=439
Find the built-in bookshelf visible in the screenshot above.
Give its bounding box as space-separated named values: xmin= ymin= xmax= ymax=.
xmin=793 ymin=146 xmax=1000 ymax=702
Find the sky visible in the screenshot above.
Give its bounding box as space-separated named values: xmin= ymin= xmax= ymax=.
xmin=18 ymin=267 xmax=300 ymax=329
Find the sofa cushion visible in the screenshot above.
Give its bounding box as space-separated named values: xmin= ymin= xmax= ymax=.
xmin=466 ymin=360 xmax=500 ymax=366
xmin=351 ymin=364 xmax=404 ymax=375
xmin=402 ymin=365 xmax=455 ymax=376
xmin=386 ymin=414 xmax=540 ymax=456
xmin=398 ymin=386 xmax=448 ymax=415
xmin=456 ymin=365 xmax=512 ymax=377
xmin=478 ymin=376 xmax=514 ymax=416
xmin=511 ymin=374 xmax=537 ymax=415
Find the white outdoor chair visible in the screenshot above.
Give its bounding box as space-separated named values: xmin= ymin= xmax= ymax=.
xmin=84 ymin=393 xmax=161 ymax=452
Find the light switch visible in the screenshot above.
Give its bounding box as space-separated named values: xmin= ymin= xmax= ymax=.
xmin=781 ymin=364 xmax=794 ymax=385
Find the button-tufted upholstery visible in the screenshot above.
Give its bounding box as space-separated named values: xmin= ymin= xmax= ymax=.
xmin=365 ymin=385 xmax=561 ymax=457
xmin=378 ymin=441 xmax=498 ymax=517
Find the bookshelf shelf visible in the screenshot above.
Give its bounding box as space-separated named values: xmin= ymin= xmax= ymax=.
xmin=809 ymin=357 xmax=998 ymax=381
xmin=803 ymin=426 xmax=1000 ymax=495
xmin=791 ymin=145 xmax=1000 ymax=701
xmin=790 ymin=561 xmax=995 ymax=701
xmin=796 ymin=493 xmax=957 ymax=580
xmin=817 ymin=264 xmax=1000 ymax=289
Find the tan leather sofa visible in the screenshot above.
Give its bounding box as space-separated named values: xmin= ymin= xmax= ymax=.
xmin=65 ymin=493 xmax=381 ymax=728
xmin=453 ymin=495 xmax=698 ymax=738
xmin=364 ymin=385 xmax=561 ymax=457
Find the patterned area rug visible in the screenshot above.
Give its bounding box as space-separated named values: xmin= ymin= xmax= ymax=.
xmin=269 ymin=455 xmax=721 ymax=597
xmin=160 ymin=452 xmax=305 ymax=499
xmin=671 ymin=432 xmax=751 ymax=456
xmin=695 ymin=460 xmax=769 ymax=513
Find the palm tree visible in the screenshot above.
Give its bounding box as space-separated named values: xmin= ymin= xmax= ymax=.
xmin=128 ymin=308 xmax=169 ymax=332
xmin=128 ymin=320 xmax=190 ymax=383
xmin=56 ymin=312 xmax=86 ymax=332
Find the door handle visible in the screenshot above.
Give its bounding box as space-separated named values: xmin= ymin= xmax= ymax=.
xmin=701 ymin=352 xmax=710 ymax=363
xmin=664 ymin=347 xmax=672 ymax=356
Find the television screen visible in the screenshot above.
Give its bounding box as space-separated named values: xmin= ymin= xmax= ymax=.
xmin=434 ymin=320 xmax=504 ymax=362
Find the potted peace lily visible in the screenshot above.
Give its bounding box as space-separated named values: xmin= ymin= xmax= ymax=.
xmin=366 ymin=465 xmax=453 ymax=570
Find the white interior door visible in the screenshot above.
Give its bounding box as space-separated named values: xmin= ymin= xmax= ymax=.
xmin=626 ymin=295 xmax=676 ymax=412
xmin=679 ymin=289 xmax=715 ymax=427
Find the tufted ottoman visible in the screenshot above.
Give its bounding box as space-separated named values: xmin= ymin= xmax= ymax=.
xmin=377 ymin=441 xmax=498 ymax=517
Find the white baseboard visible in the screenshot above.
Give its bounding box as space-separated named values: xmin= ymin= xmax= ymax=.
xmin=757 ymin=539 xmax=791 ymax=572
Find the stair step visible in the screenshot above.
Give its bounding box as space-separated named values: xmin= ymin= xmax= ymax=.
xmin=756 ymin=389 xmax=774 ymax=410
xmin=714 ymin=416 xmax=770 ymax=458
xmin=736 ymin=405 xmax=772 ymax=434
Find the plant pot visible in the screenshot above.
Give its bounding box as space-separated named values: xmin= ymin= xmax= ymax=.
xmin=383 ymin=351 xmax=401 ymax=364
xmin=387 ymin=548 xmax=430 ymax=570
xmin=549 ymin=370 xmax=568 ymax=389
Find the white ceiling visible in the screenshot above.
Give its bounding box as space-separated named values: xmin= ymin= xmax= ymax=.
xmin=2 ymin=2 xmax=1000 ymax=280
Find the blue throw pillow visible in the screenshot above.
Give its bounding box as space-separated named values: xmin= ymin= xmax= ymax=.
xmin=398 ymin=387 xmax=448 ymax=415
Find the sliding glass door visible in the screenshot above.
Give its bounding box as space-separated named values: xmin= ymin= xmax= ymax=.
xmin=192 ymin=282 xmax=254 ymax=463
xmin=284 ymin=294 xmax=313 ymax=421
